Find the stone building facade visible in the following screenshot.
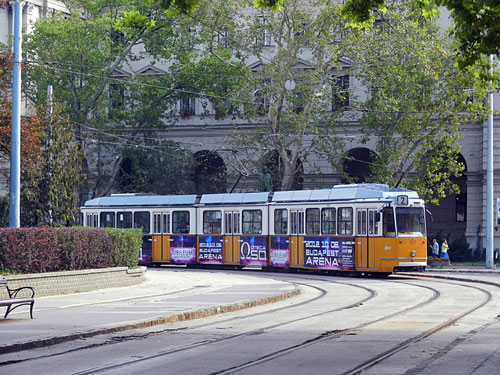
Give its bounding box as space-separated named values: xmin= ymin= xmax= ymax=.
xmin=1 ymin=1 xmax=500 ymax=253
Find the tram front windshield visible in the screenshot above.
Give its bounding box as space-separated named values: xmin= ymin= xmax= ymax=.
xmin=396 ymin=207 xmax=425 ymax=237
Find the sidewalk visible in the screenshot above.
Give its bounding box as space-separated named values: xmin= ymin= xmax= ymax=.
xmin=399 ymin=264 xmax=500 ymax=286
xmin=0 ymin=268 xmax=299 ymax=355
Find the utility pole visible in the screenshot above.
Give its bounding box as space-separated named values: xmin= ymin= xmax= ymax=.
xmin=486 ymin=54 xmax=495 ymax=269
xmin=9 ymin=0 xmax=22 ymax=228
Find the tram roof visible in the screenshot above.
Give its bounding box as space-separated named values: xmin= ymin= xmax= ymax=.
xmin=83 ymin=194 xmax=198 ymax=207
xmin=272 ymin=184 xmax=420 ymax=203
xmin=200 ymin=192 xmax=270 ymax=204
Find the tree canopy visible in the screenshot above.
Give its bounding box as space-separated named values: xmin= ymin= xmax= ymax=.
xmin=249 ymin=0 xmax=500 ymax=68
xmin=0 ymin=51 xmax=82 ymax=225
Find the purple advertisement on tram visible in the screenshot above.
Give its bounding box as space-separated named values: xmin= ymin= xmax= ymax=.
xmin=139 ymin=236 xmax=153 ymax=263
xmin=270 ymin=236 xmax=289 ymax=267
xmin=170 ymin=236 xmax=196 ymax=264
xmin=199 ymin=236 xmax=224 ymax=264
xmin=304 ymin=237 xmax=355 ymax=270
xmin=240 ymin=236 xmax=268 ymax=266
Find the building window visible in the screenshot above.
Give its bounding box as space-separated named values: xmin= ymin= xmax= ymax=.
xmin=203 ymin=210 xmax=222 ymax=234
xmin=321 ymin=208 xmax=336 ymax=235
xmin=306 ymin=208 xmax=320 ymax=235
xmin=274 ymin=208 xmax=288 ymax=234
xmin=180 ymin=95 xmax=196 ymax=117
xmin=242 ymin=209 xmax=262 ymax=234
xmin=456 ymin=192 xmax=466 ymax=222
xmin=218 ymin=30 xmax=231 ymax=48
xmin=109 ymin=84 xmax=125 ymax=114
xmin=332 ymin=75 xmax=349 ymax=110
xmin=255 ymin=17 xmax=272 ymax=46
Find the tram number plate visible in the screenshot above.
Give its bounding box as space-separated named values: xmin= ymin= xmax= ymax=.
xmin=397 ymin=195 xmax=409 ymax=205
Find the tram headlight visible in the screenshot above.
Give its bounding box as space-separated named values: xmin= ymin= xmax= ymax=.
xmin=410 ymin=251 xmax=416 ymax=257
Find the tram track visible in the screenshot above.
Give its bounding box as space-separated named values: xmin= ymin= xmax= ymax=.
xmin=203 ymin=279 xmax=492 ymax=375
xmin=3 ymin=273 xmax=496 ymax=375
xmin=339 ymin=279 xmax=493 ymax=375
xmin=64 ymin=275 xmax=440 ymax=375
xmin=44 ymin=277 xmax=377 ymax=375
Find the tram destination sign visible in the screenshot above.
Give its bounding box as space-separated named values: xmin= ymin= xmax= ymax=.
xmin=199 ymin=236 xmax=224 ymax=264
xmin=304 ymin=237 xmax=355 ymax=270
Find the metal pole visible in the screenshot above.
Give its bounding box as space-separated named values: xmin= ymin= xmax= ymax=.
xmin=9 ymin=0 xmax=22 ymax=228
xmin=486 ymin=54 xmax=495 ymax=269
xmin=46 ymin=85 xmax=53 ymax=225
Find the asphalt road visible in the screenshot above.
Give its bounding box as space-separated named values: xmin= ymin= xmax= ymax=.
xmin=1 ymin=268 xmax=500 ymax=374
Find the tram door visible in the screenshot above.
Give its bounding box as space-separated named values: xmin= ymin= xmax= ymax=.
xmin=290 ymin=210 xmax=305 ymax=267
xmin=152 ymin=212 xmax=170 ymax=262
xmin=356 ymin=209 xmax=377 ymax=269
xmin=224 ymin=211 xmax=241 ymax=264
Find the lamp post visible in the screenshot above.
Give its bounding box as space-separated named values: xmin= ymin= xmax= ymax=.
xmin=9 ymin=0 xmax=22 ymax=228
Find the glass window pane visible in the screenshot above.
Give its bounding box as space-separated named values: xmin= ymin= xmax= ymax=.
xmin=117 ymin=212 xmax=132 ymax=228
xmin=134 ymin=211 xmax=150 ymax=233
xmin=172 ymin=211 xmax=190 ymax=234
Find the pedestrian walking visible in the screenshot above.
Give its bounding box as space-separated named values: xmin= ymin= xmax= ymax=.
xmin=430 ymin=239 xmax=439 ymax=258
xmin=440 ymin=239 xmax=450 ymax=260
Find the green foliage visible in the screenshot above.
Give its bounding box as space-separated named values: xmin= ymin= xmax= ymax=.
xmin=23 ymin=0 xmax=187 ymax=199
xmin=341 ymin=0 xmax=500 ymax=68
xmin=194 ymin=0 xmax=348 ymax=190
xmin=347 ymin=3 xmax=486 ymax=203
xmin=119 ymin=140 xmax=196 ymax=194
xmin=21 ymin=107 xmax=84 ymax=226
xmin=104 ymin=228 xmax=143 ymax=268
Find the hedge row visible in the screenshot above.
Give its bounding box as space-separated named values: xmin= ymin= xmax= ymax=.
xmin=0 ymin=227 xmax=143 ymax=274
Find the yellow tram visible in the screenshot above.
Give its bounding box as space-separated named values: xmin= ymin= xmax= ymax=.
xmin=81 ymin=184 xmax=427 ymax=275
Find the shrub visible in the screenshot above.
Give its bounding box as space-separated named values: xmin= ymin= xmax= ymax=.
xmin=0 ymin=227 xmax=138 ymax=274
xmin=57 ymin=228 xmax=114 ymax=270
xmin=104 ymin=228 xmax=142 ymax=269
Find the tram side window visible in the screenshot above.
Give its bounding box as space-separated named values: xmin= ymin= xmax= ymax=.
xmin=203 ymin=210 xmax=222 ymax=234
xmin=368 ymin=210 xmax=379 ymax=235
xmin=242 ymin=209 xmax=262 ymax=234
xmin=234 ymin=212 xmax=240 ymax=233
xmin=163 ymin=213 xmax=170 ymax=234
xmin=356 ymin=210 xmax=367 ymax=235
xmin=100 ymin=212 xmax=115 ymax=228
xmin=172 ymin=211 xmax=190 ymax=234
xmin=117 ymin=212 xmax=132 ymax=228
xmin=338 ymin=207 xmax=353 ymax=235
xmin=134 ymin=211 xmax=151 ymax=233
xmin=274 ymin=209 xmax=288 ymax=234
xmin=382 ymin=207 xmax=396 ymax=237
xmin=306 ymin=208 xmax=320 ymax=235
xmin=86 ymin=213 xmax=98 ymax=227
xmin=322 ymin=208 xmax=336 ymax=235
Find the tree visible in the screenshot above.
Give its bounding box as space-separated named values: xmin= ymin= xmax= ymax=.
xmin=344 ymin=3 xmax=485 ymax=204
xmin=341 ymin=0 xmax=500 ymax=68
xmin=191 ymin=0 xmax=349 ymax=190
xmin=0 ymin=51 xmax=82 ymax=226
xmin=23 ymin=0 xmax=193 ymax=201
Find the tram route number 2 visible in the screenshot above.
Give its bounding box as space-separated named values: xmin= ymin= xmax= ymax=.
xmin=397 ymin=195 xmax=409 ymax=205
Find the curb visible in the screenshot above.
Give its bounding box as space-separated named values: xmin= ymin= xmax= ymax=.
xmin=398 ymin=272 xmax=500 ymax=288
xmin=0 ymin=288 xmax=301 ymax=355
